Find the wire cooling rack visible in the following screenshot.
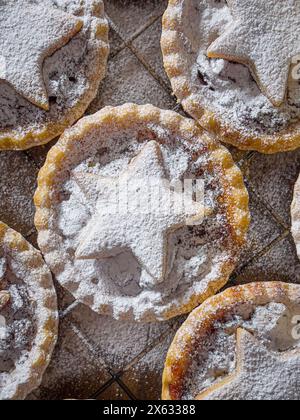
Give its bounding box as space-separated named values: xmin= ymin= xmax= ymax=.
xmin=0 ymin=0 xmax=300 ymax=400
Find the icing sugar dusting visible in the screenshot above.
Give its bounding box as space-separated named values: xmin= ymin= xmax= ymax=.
xmin=182 ymin=302 xmax=300 ymax=400
xmin=75 ymin=141 xmax=205 ymax=286
xmin=0 ymin=224 xmax=58 ymax=400
xmin=0 ymin=151 xmax=38 ymax=234
xmin=38 ymin=117 xmax=240 ymax=322
xmin=182 ymin=0 xmax=300 ymax=137
xmin=0 ymin=0 xmax=82 ymax=110
xmin=0 ymin=0 xmax=108 ymax=145
xmin=292 ymin=174 xmax=300 ymax=259
xmin=0 ymin=254 xmax=55 ymax=400
xmin=200 ymin=327 xmax=300 ymax=400
xmin=207 ymin=0 xmax=300 ymax=107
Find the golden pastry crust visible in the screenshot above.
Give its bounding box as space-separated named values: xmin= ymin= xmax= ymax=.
xmin=161 ymin=0 xmax=300 ymax=154
xmin=0 ymin=222 xmax=58 ymax=400
xmin=34 ymin=103 xmax=249 ymax=322
xmin=291 ymin=174 xmax=300 ymax=259
xmin=162 ymin=281 xmax=300 ymax=400
xmin=0 ymin=1 xmax=109 ymax=151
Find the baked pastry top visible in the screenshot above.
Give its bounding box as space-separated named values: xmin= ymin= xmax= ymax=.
xmin=162 ymin=282 xmax=300 ymax=400
xmin=34 ymin=104 xmax=249 ymax=322
xmin=0 ymin=222 xmax=58 ymax=400
xmin=162 ymin=0 xmax=300 ymax=153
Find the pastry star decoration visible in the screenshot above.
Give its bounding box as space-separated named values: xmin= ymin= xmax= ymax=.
xmin=0 ymin=291 xmax=9 ymax=340
xmin=0 ymin=0 xmax=82 ymax=110
xmin=196 ymin=328 xmax=300 ymax=400
xmin=207 ymin=0 xmax=300 ymax=106
xmin=75 ymin=141 xmax=206 ymax=286
xmin=0 ymin=258 xmax=9 ymax=312
xmin=0 ymin=291 xmax=9 ymax=312
xmin=0 ymin=258 xmax=9 ymax=339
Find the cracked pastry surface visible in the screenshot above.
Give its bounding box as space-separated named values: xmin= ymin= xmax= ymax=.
xmin=162 ymin=282 xmax=300 ymax=400
xmin=0 ymin=0 xmax=109 ymax=150
xmin=0 ymin=222 xmax=58 ymax=400
xmin=161 ymin=0 xmax=300 ymax=153
xmin=34 ymin=103 xmax=249 ymax=322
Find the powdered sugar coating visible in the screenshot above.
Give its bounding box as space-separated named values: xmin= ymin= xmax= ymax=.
xmin=163 ymin=283 xmax=300 ymax=401
xmin=207 ymin=0 xmax=300 ymax=107
xmin=35 ymin=105 xmax=249 ymax=322
xmin=162 ymin=0 xmax=300 ymax=152
xmin=185 ymin=0 xmax=300 ymax=135
xmin=75 ymin=141 xmax=206 ymax=286
xmin=0 ymin=268 xmax=37 ymax=374
xmin=198 ymin=327 xmax=300 ymax=400
xmin=0 ymin=0 xmax=82 ymax=110
xmin=0 ymin=0 xmax=109 ymax=150
xmin=0 ymin=223 xmax=58 ymax=400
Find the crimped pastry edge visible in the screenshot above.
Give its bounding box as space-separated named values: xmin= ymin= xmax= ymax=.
xmin=161 ymin=0 xmax=300 ymax=154
xmin=291 ymin=174 xmax=300 ymax=259
xmin=0 ymin=0 xmax=109 ymax=151
xmin=162 ymin=281 xmax=300 ymax=400
xmin=34 ymin=103 xmax=250 ymax=322
xmin=0 ymin=222 xmax=58 ymax=400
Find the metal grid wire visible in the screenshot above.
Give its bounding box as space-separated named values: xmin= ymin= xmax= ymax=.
xmin=1 ymin=0 xmax=300 ymax=400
